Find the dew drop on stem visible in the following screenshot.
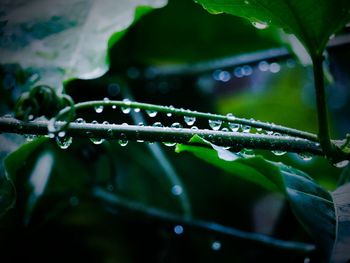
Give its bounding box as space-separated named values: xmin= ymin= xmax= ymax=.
xmin=163 ymin=142 xmax=177 ymax=147
xmin=90 ymin=138 xmax=105 ymax=145
xmin=242 ymin=125 xmax=251 ymax=133
xmin=298 ymin=152 xmax=313 ymax=161
xmin=152 ymin=122 xmax=163 ymax=128
xmin=75 ymin=118 xmax=86 ymax=124
xmin=118 ymin=133 xmax=128 ymax=147
xmin=229 ymin=123 xmax=240 ymax=132
xmin=209 ymin=119 xmax=222 ymax=130
xmin=146 ymin=110 xmax=158 ymax=117
xmin=211 ymin=241 xmax=221 ymax=251
xmin=56 ymin=136 xmax=73 ymax=149
xmin=94 ymin=105 xmax=104 ymax=113
xmin=334 ymin=160 xmax=349 ymax=168
xmin=174 ymin=225 xmax=184 ymax=235
xmin=184 ymin=116 xmax=196 ymax=126
xmin=171 ymin=185 xmax=183 ymax=195
xmin=171 ymin=122 xmax=182 ymax=129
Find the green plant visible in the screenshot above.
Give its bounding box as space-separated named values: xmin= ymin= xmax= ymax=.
xmin=0 ymin=0 xmax=350 ymax=262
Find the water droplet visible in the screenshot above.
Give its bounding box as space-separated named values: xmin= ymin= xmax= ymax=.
xmin=191 ymin=126 xmax=199 ymax=130
xmin=163 ymin=142 xmax=177 ymax=147
xmin=118 ymin=134 xmax=128 ymax=147
xmin=121 ymin=99 xmax=131 ymax=113
xmin=213 ymin=70 xmax=231 ymax=82
xmin=112 ymin=105 xmax=117 ymax=109
xmin=146 ymin=110 xmax=158 ymax=117
xmin=152 ymin=122 xmax=163 ymax=128
xmin=138 ymin=122 xmax=144 ymax=126
xmin=209 ymin=119 xmax=222 ymax=130
xmin=272 ymin=150 xmax=286 ymax=156
xmin=211 ymin=241 xmax=221 ymax=251
xmin=94 ymin=105 xmax=104 ymax=113
xmin=48 ymin=132 xmax=55 ymax=139
xmin=171 ymin=122 xmax=182 ymax=129
xmin=252 ymin=21 xmax=269 ymax=29
xmin=242 ymin=65 xmax=253 ymax=76
xmin=103 ymin=97 xmax=110 ymax=103
xmin=228 ymin=123 xmax=240 ymax=132
xmin=174 ymin=225 xmax=184 ymax=235
xmin=28 ymin=114 xmax=34 ymax=121
xmin=233 ymin=67 xmax=244 ymax=78
xmin=334 ymin=160 xmax=349 ymax=168
xmin=258 ymin=61 xmax=269 ymax=72
xmin=56 ymin=136 xmax=73 ymax=149
xmin=58 ymin=131 xmax=66 ymax=138
xmin=240 ymin=148 xmax=255 ymax=158
xmin=222 ymin=127 xmax=229 ymax=132
xmin=69 ymin=196 xmax=79 ymax=206
xmin=75 ymin=118 xmax=86 ymax=124
xmin=167 ymin=112 xmax=172 ymax=117
xmin=90 ymin=138 xmax=105 ymax=145
xmin=24 ymin=134 xmax=37 ymax=141
xmin=171 ymin=185 xmax=183 ymax=195
xmin=134 ymin=108 xmax=140 ymax=113
xmin=103 ymin=121 xmax=109 ymax=125
xmin=242 ymin=125 xmax=251 ymax=133
xmin=226 ymin=113 xmax=236 ymax=121
xmin=270 ymin=62 xmax=281 ymax=73
xmin=184 ymin=116 xmax=196 ymax=126
xmin=298 ymin=152 xmax=313 ymax=161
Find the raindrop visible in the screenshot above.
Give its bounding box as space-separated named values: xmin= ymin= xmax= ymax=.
xmin=233 ymin=67 xmax=244 ymax=78
xmin=229 ymin=123 xmax=240 ymax=132
xmin=184 ymin=116 xmax=196 ymax=126
xmin=209 ymin=119 xmax=222 ymax=130
xmin=103 ymin=121 xmax=109 ymax=125
xmin=298 ymin=152 xmax=313 ymax=161
xmin=58 ymin=131 xmax=66 ymax=138
xmin=152 ymin=122 xmax=163 ymax=128
xmin=213 ymin=70 xmax=231 ymax=82
xmin=163 ymin=142 xmax=177 ymax=147
xmin=334 ymin=160 xmax=349 ymax=168
xmin=211 ymin=241 xmax=221 ymax=251
xmin=171 ymin=185 xmax=183 ymax=195
xmin=240 ymin=148 xmax=255 ymax=158
xmin=90 ymin=138 xmax=105 ymax=145
xmin=222 ymin=128 xmax=229 ymax=132
xmin=94 ymin=105 xmax=104 ymax=113
xmin=258 ymin=61 xmax=269 ymax=72
xmin=48 ymin=132 xmax=55 ymax=139
xmin=103 ymin=97 xmax=110 ymax=103
xmin=174 ymin=225 xmax=184 ymax=235
xmin=252 ymin=21 xmax=269 ymax=29
xmin=138 ymin=122 xmax=144 ymax=126
xmin=242 ymin=125 xmax=251 ymax=133
xmin=75 ymin=118 xmax=86 ymax=124
xmin=56 ymin=136 xmax=73 ymax=149
xmin=28 ymin=114 xmax=34 ymax=121
xmin=167 ymin=112 xmax=172 ymax=117
xmin=191 ymin=126 xmax=199 ymax=130
xmin=242 ymin=65 xmax=253 ymax=76
xmin=171 ymin=122 xmax=183 ymax=129
xmin=226 ymin=113 xmax=236 ymax=121
xmin=270 ymin=62 xmax=281 ymax=73
xmin=146 ymin=110 xmax=158 ymax=117
xmin=118 ymin=134 xmax=128 ymax=147
xmin=272 ymin=150 xmax=286 ymax=156
xmin=24 ymin=134 xmax=37 ymax=142
xmin=134 ymin=108 xmax=140 ymax=113
xmin=121 ymin=99 xmax=131 ymax=114
xmin=112 ymin=105 xmax=117 ymax=109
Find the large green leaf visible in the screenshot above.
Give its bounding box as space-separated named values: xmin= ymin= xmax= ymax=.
xmin=193 ymin=0 xmax=350 ymax=56
xmin=0 ymin=0 xmax=167 ymax=87
xmin=176 ymin=135 xmax=336 ymax=259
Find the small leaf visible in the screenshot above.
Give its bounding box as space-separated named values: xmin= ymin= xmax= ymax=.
xmin=176 ymin=135 xmax=335 ymax=258
xmin=194 ymin=0 xmax=350 ymax=56
xmin=0 ymin=0 xmax=167 ymax=85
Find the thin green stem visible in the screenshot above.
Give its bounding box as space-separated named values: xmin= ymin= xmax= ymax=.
xmin=0 ymin=117 xmax=322 ymax=155
xmin=53 ymin=100 xmax=318 ymax=142
xmin=312 ymin=55 xmax=341 ymax=160
xmin=94 ymin=188 xmax=315 ymax=254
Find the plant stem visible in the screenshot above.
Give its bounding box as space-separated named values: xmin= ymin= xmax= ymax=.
xmin=54 ymin=100 xmax=318 ymax=142
xmin=0 ymin=117 xmax=322 ymax=155
xmin=312 ymin=55 xmax=339 ymax=160
xmin=94 ymin=188 xmax=315 ymax=254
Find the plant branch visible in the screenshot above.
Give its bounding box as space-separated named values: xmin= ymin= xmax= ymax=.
xmin=0 ymin=117 xmax=323 ymax=155
xmin=54 ymin=100 xmax=318 ymax=142
xmin=311 ymin=55 xmax=343 ymax=161
xmin=94 ymin=188 xmax=315 ymax=254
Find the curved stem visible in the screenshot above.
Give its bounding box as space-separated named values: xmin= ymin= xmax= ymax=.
xmin=94 ymin=188 xmax=315 ymax=254
xmin=54 ymin=100 xmax=318 ymax=142
xmin=0 ymin=117 xmax=322 ymax=155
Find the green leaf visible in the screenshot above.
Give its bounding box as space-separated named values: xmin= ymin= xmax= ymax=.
xmin=0 ymin=0 xmax=167 ymax=86
xmin=0 ymin=173 xmax=15 ymax=216
xmin=176 ymin=135 xmax=335 ymax=258
xmin=193 ymin=0 xmax=350 ymax=56
xmin=331 ymin=183 xmax=350 ymax=263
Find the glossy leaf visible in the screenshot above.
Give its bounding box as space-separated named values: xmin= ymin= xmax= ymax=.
xmin=176 ymin=135 xmax=335 ymax=258
xmin=331 ymin=183 xmax=350 ymax=263
xmin=0 ymin=0 xmax=167 ymax=86
xmin=194 ymin=0 xmax=350 ymax=56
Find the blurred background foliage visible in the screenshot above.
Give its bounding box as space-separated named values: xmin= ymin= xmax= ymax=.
xmin=1 ymin=0 xmax=350 ymax=262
